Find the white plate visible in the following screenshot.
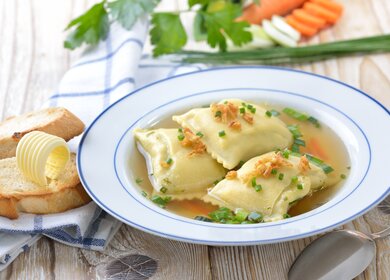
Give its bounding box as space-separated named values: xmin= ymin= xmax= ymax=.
xmin=77 ymin=67 xmax=390 ymax=245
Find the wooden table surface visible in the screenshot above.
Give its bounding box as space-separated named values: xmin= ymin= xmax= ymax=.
xmin=1 ymin=0 xmax=390 ymax=279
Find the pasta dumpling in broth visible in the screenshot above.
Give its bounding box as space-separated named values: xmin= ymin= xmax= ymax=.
xmin=173 ymin=99 xmax=293 ymax=169
xmin=203 ymin=151 xmax=328 ymax=222
xmin=134 ymin=128 xmax=226 ymax=199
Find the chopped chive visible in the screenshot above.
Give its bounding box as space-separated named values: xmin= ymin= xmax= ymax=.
xmin=297 ymin=183 xmax=303 ymax=190
xmin=340 ymin=174 xmax=347 ymax=179
xmin=294 ymin=138 xmax=306 ymax=147
xmin=166 ymin=158 xmax=173 ymax=164
xmin=305 ymin=154 xmax=334 ymax=174
xmin=235 ymin=208 xmax=249 ymax=222
xmin=291 ymin=176 xmax=298 ymax=184
xmin=265 ymin=110 xmax=272 ymax=117
xmin=282 ymin=150 xmax=290 ymax=159
xmin=160 ymin=187 xmax=168 ymax=193
xmin=291 ymin=144 xmax=300 ymax=153
xmin=283 ymin=107 xmax=309 ymax=121
xmin=135 ymin=178 xmax=143 ymax=185
xmin=251 ymin=177 xmax=257 ymax=187
xmin=194 ymin=216 xmax=213 ymax=222
xmin=141 ymin=191 xmax=147 ymax=197
xmin=308 ymin=116 xmax=321 ymax=128
xmin=151 ymin=195 xmax=171 ymax=208
xmin=278 ymin=173 xmax=284 ymax=180
xmin=287 ymin=124 xmax=303 ymax=138
xmin=248 ymin=212 xmax=263 ymax=222
xmin=239 ymin=107 xmax=246 ymax=114
xmin=254 ymin=185 xmax=262 ymax=192
xmin=270 ymin=109 xmax=280 ymax=116
xmin=215 ymin=111 xmax=222 ymax=118
xmin=177 ymin=134 xmax=185 ymax=141
xmin=178 ymin=128 xmax=183 ymax=133
xmin=218 ymin=130 xmax=226 ymax=137
xmin=271 ymin=169 xmax=278 ymax=175
xmin=247 ymin=104 xmax=254 ymax=110
xmin=196 ymin=131 xmax=204 ymax=138
xmin=250 ymin=107 xmax=256 ymax=114
xmin=283 ymin=213 xmax=291 ymax=219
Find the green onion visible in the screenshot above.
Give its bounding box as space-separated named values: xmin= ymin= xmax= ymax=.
xmin=278 ymin=173 xmax=284 ymax=180
xmin=294 ymin=138 xmax=306 ymax=147
xmin=141 ymin=191 xmax=147 ymax=197
xmin=282 ymin=149 xmax=290 ymax=159
xmin=239 ymin=107 xmax=246 ymax=114
xmin=208 ymin=207 xmax=234 ymax=222
xmin=305 ymin=154 xmax=334 ymax=174
xmin=287 ymin=125 xmax=302 ymax=138
xmin=283 ymin=213 xmax=291 ymax=219
xmin=271 ymin=168 xmax=278 ymax=175
xmin=247 ymin=104 xmax=254 ymax=110
xmin=308 ymin=116 xmax=321 ymax=128
xmin=250 ymin=107 xmax=256 ymax=114
xmin=340 ymin=174 xmax=347 ymax=179
xmin=215 ymin=111 xmax=222 ymax=118
xmin=135 ymin=178 xmax=143 ymax=185
xmin=254 ymin=185 xmax=262 ymax=192
xmin=194 ymin=216 xmax=213 ymax=222
xmin=265 ymin=110 xmax=272 ymax=118
xmin=251 ymin=177 xmax=257 ymax=187
xmin=178 ymin=128 xmax=183 ymax=133
xmin=248 ymin=212 xmax=263 ymax=222
xmin=180 ymin=35 xmax=390 ymax=65
xmin=160 ymin=187 xmax=168 ymax=193
xmin=177 ymin=134 xmax=185 ymax=141
xmin=151 ymin=195 xmax=171 ymax=208
xmin=283 ymin=107 xmax=308 ymax=121
xmin=196 ymin=131 xmax=204 ymax=138
xmin=218 ymin=130 xmax=226 ymax=137
xmin=235 ymin=208 xmax=249 ymax=222
xmin=291 ymin=176 xmax=298 ymax=184
xmin=297 ymin=184 xmax=303 ymax=190
xmin=166 ymin=158 xmax=173 ymax=165
xmin=270 ymin=109 xmax=280 ymax=116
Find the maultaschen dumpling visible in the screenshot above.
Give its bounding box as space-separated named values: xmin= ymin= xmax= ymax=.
xmin=203 ymin=151 xmax=328 ymax=222
xmin=134 ymin=128 xmax=226 ymax=199
xmin=173 ymin=99 xmax=293 ymax=169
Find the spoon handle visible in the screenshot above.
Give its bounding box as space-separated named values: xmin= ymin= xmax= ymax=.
xmin=371 ymin=227 xmax=390 ymax=240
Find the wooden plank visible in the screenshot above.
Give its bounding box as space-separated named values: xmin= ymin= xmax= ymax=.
xmin=0 ymin=0 xmax=390 ymax=279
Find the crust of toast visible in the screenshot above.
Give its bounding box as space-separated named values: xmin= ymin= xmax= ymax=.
xmin=0 ymin=184 xmax=91 ymax=219
xmin=0 ymin=107 xmax=85 ymax=160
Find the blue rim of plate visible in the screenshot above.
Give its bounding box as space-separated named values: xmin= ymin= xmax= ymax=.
xmin=78 ymin=66 xmax=390 ymax=244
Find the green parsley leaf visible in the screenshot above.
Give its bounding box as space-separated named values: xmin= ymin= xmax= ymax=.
xmin=64 ymin=2 xmax=109 ymax=50
xmin=108 ymin=0 xmax=159 ymax=30
xmin=150 ymin=12 xmax=187 ymax=56
xmin=201 ymin=2 xmax=252 ymax=52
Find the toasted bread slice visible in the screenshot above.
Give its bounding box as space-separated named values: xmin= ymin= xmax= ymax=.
xmin=0 ymin=154 xmax=91 ymax=219
xmin=0 ymin=107 xmax=85 ymax=160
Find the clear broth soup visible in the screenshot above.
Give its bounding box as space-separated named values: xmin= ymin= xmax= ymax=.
xmin=130 ymin=103 xmax=350 ymax=221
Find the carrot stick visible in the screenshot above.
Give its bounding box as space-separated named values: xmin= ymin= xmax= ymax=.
xmin=308 ymin=138 xmax=328 ymax=160
xmin=292 ymin=9 xmax=327 ymax=29
xmin=238 ymin=0 xmax=308 ymax=24
xmin=310 ymin=0 xmax=343 ymax=15
xmin=286 ymin=15 xmax=318 ymax=36
xmin=303 ymin=2 xmax=340 ymax=23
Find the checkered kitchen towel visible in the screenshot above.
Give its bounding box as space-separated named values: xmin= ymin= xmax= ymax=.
xmin=0 ymin=17 xmax=205 ymax=270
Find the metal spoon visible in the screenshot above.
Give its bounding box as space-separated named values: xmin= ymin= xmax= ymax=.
xmin=288 ymin=227 xmax=390 ymax=280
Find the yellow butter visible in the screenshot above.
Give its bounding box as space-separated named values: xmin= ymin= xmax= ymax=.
xmin=16 ymin=131 xmax=70 ymax=186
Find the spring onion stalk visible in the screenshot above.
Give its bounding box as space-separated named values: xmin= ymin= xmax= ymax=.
xmin=178 ymin=35 xmax=390 ymax=65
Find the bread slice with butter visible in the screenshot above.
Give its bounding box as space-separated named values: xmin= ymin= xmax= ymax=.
xmin=0 ymin=153 xmax=91 ymax=219
xmin=0 ymin=107 xmax=85 ymax=160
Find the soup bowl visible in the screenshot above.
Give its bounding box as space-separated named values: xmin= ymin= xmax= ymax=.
xmin=77 ymin=66 xmax=390 ymax=245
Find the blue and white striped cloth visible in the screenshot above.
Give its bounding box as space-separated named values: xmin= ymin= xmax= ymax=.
xmin=0 ymin=17 xmax=204 ymax=271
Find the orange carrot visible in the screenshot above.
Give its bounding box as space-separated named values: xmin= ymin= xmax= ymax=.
xmin=238 ymin=0 xmax=308 ymax=24
xmin=303 ymin=2 xmax=340 ymax=23
xmin=292 ymin=9 xmax=327 ymax=29
xmin=286 ymin=15 xmax=318 ymax=36
xmin=310 ymin=0 xmax=343 ymax=15
xmin=308 ymin=138 xmax=328 ymax=160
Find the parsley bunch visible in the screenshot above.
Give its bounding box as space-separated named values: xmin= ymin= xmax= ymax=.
xmin=64 ymin=0 xmax=253 ymax=56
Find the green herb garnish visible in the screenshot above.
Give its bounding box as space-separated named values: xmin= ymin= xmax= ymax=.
xmin=151 ymin=195 xmax=171 ymax=208
xmin=251 ymin=177 xmax=257 ymax=187
xmin=297 ymin=183 xmax=303 ymax=190
xmin=239 ymin=107 xmax=246 ymax=114
xmin=218 ymin=130 xmax=226 ymax=137
xmin=270 ymin=109 xmax=280 ymax=116
xmin=135 ymin=178 xmax=143 ymax=185
xmin=340 ymin=174 xmax=347 ymax=179
xmin=283 ymin=213 xmax=291 ymax=219
xmin=248 ymin=212 xmax=263 ymax=223
xmin=194 ymin=216 xmax=213 ymax=222
xmin=234 ymin=208 xmax=249 ymax=222
xmin=254 ymin=185 xmax=262 ymax=192
xmin=278 ymin=173 xmax=284 ymax=180
xmin=141 ymin=191 xmax=147 ymax=197
xmin=271 ymin=169 xmax=278 ymax=175
xmin=265 ymin=110 xmax=272 ymax=118
xmin=177 ymin=134 xmax=185 ymax=141
xmin=160 ymin=187 xmax=168 ymax=193
xmin=305 ymin=154 xmax=334 ymax=174
xmin=291 ymin=176 xmax=298 ymax=184
xmin=166 ymin=158 xmax=173 ymax=165
xmin=215 ymin=111 xmax=222 ymax=118
xmin=282 ymin=149 xmax=290 ymax=159
xmin=196 ymin=131 xmax=204 ymax=138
